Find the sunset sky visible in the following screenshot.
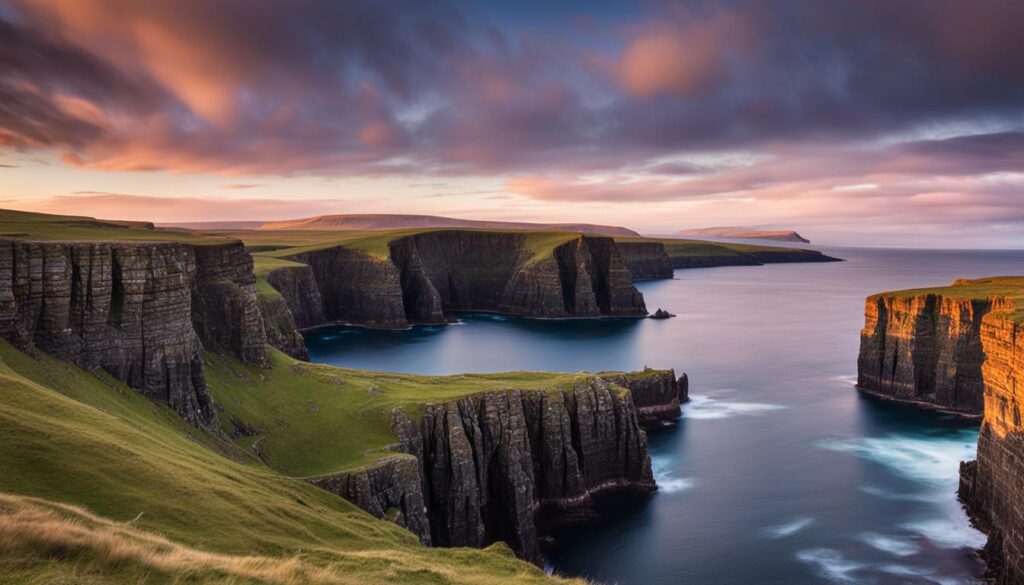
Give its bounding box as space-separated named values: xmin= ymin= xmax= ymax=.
xmin=2 ymin=0 xmax=1023 ymax=247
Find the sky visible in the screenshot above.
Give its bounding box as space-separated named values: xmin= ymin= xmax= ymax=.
xmin=1 ymin=0 xmax=1023 ymax=247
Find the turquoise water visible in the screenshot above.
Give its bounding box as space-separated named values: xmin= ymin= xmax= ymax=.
xmin=306 ymin=248 xmax=1024 ymax=585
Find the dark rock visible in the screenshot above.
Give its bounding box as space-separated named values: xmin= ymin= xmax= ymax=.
xmin=264 ymin=264 xmax=324 ymax=329
xmin=616 ymin=241 xmax=674 ymax=280
xmin=392 ymin=377 xmax=655 ymax=563
xmin=271 ymin=231 xmax=649 ymax=329
xmin=0 ymin=239 xmax=269 ymax=430
xmin=599 ymin=369 xmax=684 ymax=426
xmin=650 ymin=308 xmax=675 ymax=319
xmin=310 ymin=455 xmax=431 ymax=545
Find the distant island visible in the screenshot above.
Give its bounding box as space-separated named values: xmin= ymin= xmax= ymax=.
xmin=163 ymin=214 xmax=639 ymax=237
xmin=675 ymin=226 xmax=811 ymax=243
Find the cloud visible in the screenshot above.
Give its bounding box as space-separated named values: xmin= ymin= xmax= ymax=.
xmin=220 ymin=183 xmax=263 ymax=190
xmin=1 ymin=0 xmax=1021 ymax=177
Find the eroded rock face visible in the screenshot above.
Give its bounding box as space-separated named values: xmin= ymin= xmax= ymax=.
xmin=391 ymin=378 xmax=656 ymax=563
xmin=957 ymin=303 xmax=1024 ymax=585
xmin=264 ymin=264 xmax=324 ymax=329
xmin=274 ymin=231 xmax=649 ymax=329
xmin=617 ymin=241 xmax=674 ymax=280
xmin=310 ymin=455 xmax=431 ymax=545
xmin=0 ymin=239 xmax=269 ymax=429
xmin=856 ymin=287 xmax=1024 ymax=583
xmin=598 ymin=369 xmax=689 ymax=426
xmin=857 ymin=293 xmax=990 ymax=415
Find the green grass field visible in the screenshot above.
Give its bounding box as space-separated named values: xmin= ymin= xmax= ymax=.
xmin=0 ymin=339 xmax=583 ymax=584
xmin=869 ymin=276 xmax=1024 ymax=323
xmin=0 ymin=209 xmax=229 ymax=244
xmin=206 ymin=349 xmax=606 ymax=476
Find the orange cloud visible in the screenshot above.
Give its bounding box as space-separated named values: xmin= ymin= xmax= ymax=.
xmin=617 ymin=12 xmax=747 ymax=97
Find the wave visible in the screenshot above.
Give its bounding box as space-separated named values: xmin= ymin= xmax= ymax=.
xmin=681 ymin=394 xmax=786 ymax=420
xmin=858 ymin=532 xmax=920 ymax=557
xmin=818 ymin=431 xmax=985 ymax=550
xmin=650 ymin=455 xmax=695 ymax=494
xmin=796 ymin=548 xmax=869 ymax=584
xmin=762 ymin=517 xmax=815 ymax=539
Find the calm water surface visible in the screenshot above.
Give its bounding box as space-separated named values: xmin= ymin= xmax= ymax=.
xmin=306 ymin=247 xmax=1024 ymax=585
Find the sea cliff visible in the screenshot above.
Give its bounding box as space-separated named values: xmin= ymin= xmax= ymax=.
xmin=0 ymin=238 xmax=269 ymax=429
xmin=857 ymin=278 xmax=1024 ymax=583
xmin=273 ymin=231 xmax=649 ymax=330
xmin=313 ymin=377 xmax=656 ymax=564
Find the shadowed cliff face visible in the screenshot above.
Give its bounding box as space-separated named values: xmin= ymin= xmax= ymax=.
xmin=857 ymin=294 xmax=991 ymax=415
xmin=857 ymin=284 xmax=1024 ymax=584
xmin=616 ymin=242 xmax=674 ymax=280
xmin=394 ymin=378 xmax=655 ymax=564
xmin=307 ymin=370 xmax=681 ymax=564
xmin=278 ymin=231 xmax=650 ymax=330
xmin=0 ymin=239 xmax=269 ymax=428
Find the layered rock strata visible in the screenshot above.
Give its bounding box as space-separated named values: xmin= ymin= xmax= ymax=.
xmin=598 ymin=369 xmax=689 ymax=425
xmin=616 ymin=241 xmax=674 ymax=280
xmin=857 ymin=291 xmax=991 ymax=415
xmin=957 ymin=298 xmax=1024 ymax=584
xmin=0 ymin=239 xmax=269 ymax=428
xmin=276 ymin=231 xmax=648 ymax=330
xmin=390 ymin=377 xmax=656 ymax=563
xmin=856 ymin=280 xmax=1024 ymax=583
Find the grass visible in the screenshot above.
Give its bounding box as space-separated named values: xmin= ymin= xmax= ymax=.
xmin=870 ymin=276 xmax=1024 ymax=323
xmin=205 ymin=349 xmax=597 ymax=477
xmin=0 ymin=209 xmax=229 ymax=244
xmin=0 ymin=339 xmax=583 ymax=584
xmin=618 ymin=236 xmax=816 ymax=258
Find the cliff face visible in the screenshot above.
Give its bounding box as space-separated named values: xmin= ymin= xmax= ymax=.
xmin=353 ymin=377 xmax=658 ymax=564
xmin=263 ymin=264 xmax=324 ymax=329
xmin=598 ymin=369 xmax=689 ymax=425
xmin=616 ymin=242 xmax=674 ymax=280
xmin=857 ymin=282 xmax=1024 ymax=583
xmin=857 ymin=293 xmax=991 ymax=415
xmin=958 ymin=302 xmax=1024 ymax=585
xmin=274 ymin=231 xmax=649 ymax=329
xmin=310 ymin=454 xmax=432 ymax=545
xmin=0 ymin=239 xmax=269 ymax=429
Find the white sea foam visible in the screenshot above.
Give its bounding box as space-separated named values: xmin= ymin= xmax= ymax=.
xmin=818 ymin=432 xmax=986 ymax=550
xmin=650 ymin=455 xmax=695 ymax=494
xmin=681 ymin=394 xmax=786 ymax=420
xmin=796 ymin=548 xmax=869 ymax=583
xmin=818 ymin=433 xmax=977 ymax=483
xmin=762 ymin=517 xmax=815 ymax=539
xmin=902 ymin=516 xmax=987 ymax=550
xmin=858 ymin=532 xmax=920 ymax=557
xmin=860 ymin=485 xmax=930 ymax=502
xmin=832 ymin=374 xmax=859 ymax=386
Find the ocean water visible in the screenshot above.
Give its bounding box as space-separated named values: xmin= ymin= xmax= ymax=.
xmin=305 ymin=247 xmax=1024 ymax=585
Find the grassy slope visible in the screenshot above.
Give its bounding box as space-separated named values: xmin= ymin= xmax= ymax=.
xmin=0 ymin=340 xmax=579 ymax=584
xmin=0 ymin=209 xmax=228 ymax=244
xmin=206 ymin=349 xmax=596 ymax=477
xmin=869 ymin=276 xmax=1024 ymax=323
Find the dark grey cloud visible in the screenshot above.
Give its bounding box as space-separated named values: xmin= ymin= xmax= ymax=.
xmin=0 ymin=0 xmax=1021 ymax=177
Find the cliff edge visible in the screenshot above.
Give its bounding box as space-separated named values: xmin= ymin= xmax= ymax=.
xmin=857 ymin=277 xmax=1024 ymax=583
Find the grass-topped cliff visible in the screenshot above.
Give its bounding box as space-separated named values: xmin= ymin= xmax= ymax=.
xmin=857 ymin=276 xmax=1024 ymax=584
xmin=205 ymin=348 xmax=602 ymax=477
xmin=866 ymin=276 xmax=1024 ymax=323
xmin=617 ymin=236 xmax=840 ymax=268
xmin=0 ymin=209 xmax=229 ymax=244
xmin=0 ymin=339 xmax=580 ymax=584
